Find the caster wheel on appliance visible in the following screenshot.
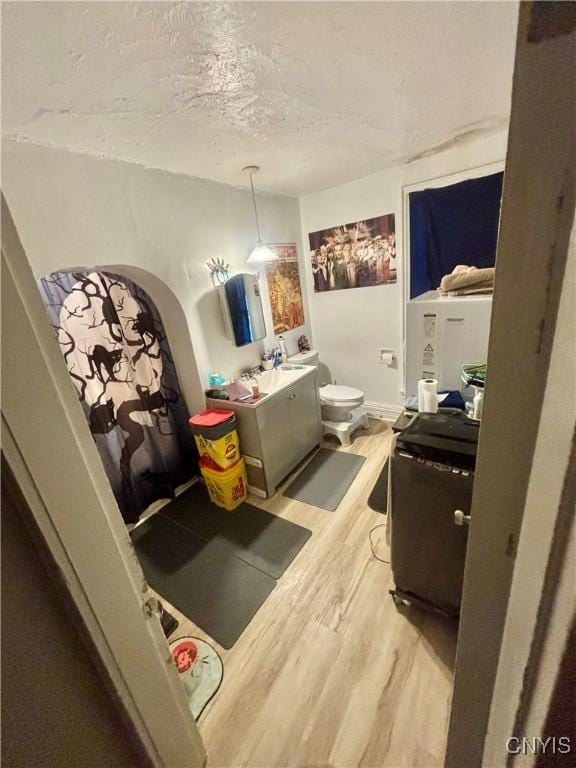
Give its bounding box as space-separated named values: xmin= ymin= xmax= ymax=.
xmin=391 ymin=592 xmax=411 ymax=609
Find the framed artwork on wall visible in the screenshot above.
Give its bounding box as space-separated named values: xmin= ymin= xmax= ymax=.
xmin=265 ymin=244 xmax=305 ymax=334
xmin=308 ymin=213 xmax=396 ymax=292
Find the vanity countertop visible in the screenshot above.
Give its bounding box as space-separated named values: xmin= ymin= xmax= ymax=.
xmin=220 ymin=365 xmax=317 ymax=409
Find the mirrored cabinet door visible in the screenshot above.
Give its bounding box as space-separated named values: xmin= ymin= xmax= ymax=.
xmin=219 ymin=273 xmax=267 ymax=346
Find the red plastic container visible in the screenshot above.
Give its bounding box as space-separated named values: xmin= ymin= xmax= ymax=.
xmin=188 ymin=409 xmax=236 ymax=437
xmin=188 ymin=409 xmax=239 ymax=470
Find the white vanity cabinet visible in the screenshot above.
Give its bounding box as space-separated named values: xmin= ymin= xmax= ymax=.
xmin=206 ymin=368 xmax=322 ymax=498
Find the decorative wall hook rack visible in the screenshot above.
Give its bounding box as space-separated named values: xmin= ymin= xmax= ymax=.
xmin=206 ymin=257 xmax=230 ymax=287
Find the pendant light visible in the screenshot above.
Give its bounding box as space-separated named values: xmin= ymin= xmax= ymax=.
xmin=243 ymin=165 xmax=278 ymax=264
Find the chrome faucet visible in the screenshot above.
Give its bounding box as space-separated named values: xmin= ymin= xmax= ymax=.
xmin=241 ymin=365 xmax=262 ymax=380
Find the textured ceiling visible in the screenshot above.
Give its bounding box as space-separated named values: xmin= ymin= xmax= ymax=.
xmin=2 ymin=1 xmax=518 ymax=195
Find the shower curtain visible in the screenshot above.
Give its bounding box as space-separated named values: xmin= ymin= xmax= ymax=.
xmin=38 ymin=270 xmax=198 ymax=524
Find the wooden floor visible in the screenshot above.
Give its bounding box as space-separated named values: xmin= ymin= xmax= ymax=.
xmin=158 ymin=420 xmax=457 ymax=768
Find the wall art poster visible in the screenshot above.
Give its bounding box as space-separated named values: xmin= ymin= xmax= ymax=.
xmin=265 ymin=244 xmax=305 ymax=333
xmin=309 ymin=213 xmax=396 ymax=292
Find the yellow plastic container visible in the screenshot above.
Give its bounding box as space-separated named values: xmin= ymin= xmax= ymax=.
xmin=200 ymin=458 xmax=247 ymax=511
xmin=193 ymin=429 xmax=240 ymax=470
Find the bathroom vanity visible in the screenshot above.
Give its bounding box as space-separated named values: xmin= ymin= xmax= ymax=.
xmin=206 ymin=366 xmax=322 ymax=498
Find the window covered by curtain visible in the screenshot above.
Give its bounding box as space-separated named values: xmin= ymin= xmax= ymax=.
xmin=409 ymin=172 xmax=504 ymax=298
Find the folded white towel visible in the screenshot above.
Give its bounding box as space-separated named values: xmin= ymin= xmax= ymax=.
xmin=439 ymin=265 xmax=495 ymax=295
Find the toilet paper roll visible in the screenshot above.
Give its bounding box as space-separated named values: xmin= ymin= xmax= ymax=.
xmin=380 ymin=352 xmax=393 ymax=365
xmin=418 ymin=378 xmax=439 ymax=414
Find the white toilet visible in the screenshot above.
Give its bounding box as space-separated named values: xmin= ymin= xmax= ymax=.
xmin=287 ymin=350 xmax=369 ymax=446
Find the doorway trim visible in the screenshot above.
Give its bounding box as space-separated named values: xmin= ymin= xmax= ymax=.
xmin=445 ymin=4 xmax=576 ymax=766
xmin=1 ymin=198 xmax=206 ymax=768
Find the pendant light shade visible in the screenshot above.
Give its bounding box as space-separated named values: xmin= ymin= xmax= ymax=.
xmin=247 ymin=242 xmax=278 ymax=264
xmin=243 ymin=165 xmax=278 ymax=264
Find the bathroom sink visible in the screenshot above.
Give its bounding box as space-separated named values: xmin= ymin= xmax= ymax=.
xmin=210 ymin=366 xmax=316 ymax=410
xmin=222 ymin=365 xmax=316 ymax=408
xmin=256 ymin=366 xmax=314 ymax=399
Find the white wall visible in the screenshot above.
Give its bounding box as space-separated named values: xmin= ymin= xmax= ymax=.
xmin=2 ymin=140 xmax=311 ymax=413
xmin=3 ymin=131 xmax=509 ymax=416
xmin=299 ymin=130 xmax=508 ymax=410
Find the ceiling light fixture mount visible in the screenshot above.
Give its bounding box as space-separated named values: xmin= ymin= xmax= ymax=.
xmin=243 ymin=165 xmax=278 ymax=264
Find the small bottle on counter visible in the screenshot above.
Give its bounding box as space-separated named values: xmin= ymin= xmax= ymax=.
xmin=277 ymin=335 xmax=288 ymax=362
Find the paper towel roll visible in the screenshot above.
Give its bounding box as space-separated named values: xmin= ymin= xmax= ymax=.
xmin=418 ymin=378 xmax=439 ymax=413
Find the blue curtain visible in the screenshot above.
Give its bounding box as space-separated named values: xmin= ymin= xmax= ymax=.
xmin=38 ymin=270 xmax=198 ymax=524
xmin=409 ymin=172 xmax=503 ymax=298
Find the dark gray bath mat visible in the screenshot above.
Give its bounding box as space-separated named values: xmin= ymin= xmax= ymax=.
xmin=367 ymin=458 xmax=389 ymax=514
xmin=131 ymin=514 xmax=276 ymax=650
xmin=283 ymin=448 xmax=366 ymax=511
xmin=160 ymin=482 xmax=312 ymax=579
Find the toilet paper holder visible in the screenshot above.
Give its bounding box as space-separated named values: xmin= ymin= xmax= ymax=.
xmin=379 ymin=348 xmax=395 ymax=366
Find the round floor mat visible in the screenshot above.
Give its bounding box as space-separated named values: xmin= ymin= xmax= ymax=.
xmin=169 ymin=636 xmax=224 ymax=719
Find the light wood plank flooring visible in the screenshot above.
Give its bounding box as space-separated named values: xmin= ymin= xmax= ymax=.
xmin=156 ymin=419 xmax=457 ymax=768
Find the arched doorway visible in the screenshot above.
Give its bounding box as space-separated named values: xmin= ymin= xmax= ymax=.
xmin=38 ymin=269 xmax=198 ymax=524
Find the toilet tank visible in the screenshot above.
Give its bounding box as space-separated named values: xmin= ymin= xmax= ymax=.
xmin=288 ymin=349 xmax=319 ymax=366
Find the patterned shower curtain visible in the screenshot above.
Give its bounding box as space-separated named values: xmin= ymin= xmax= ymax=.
xmin=38 ymin=270 xmax=198 ymax=524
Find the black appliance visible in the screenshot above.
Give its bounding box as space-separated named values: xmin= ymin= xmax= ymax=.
xmin=389 ymin=411 xmax=480 ymax=617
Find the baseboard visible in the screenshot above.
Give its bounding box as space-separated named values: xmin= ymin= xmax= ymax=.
xmin=247 ymin=484 xmax=267 ymax=499
xmin=362 ymin=400 xmax=404 ymax=422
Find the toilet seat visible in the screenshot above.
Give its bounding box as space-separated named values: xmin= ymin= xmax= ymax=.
xmin=320 ymin=384 xmax=364 ymax=407
xmin=287 ymin=352 xmax=367 ymax=446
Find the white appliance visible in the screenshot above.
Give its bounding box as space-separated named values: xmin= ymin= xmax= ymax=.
xmin=405 ymin=290 xmax=493 ymax=398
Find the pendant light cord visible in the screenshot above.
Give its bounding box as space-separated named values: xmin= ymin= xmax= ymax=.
xmin=249 ymin=171 xmax=263 ymax=243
